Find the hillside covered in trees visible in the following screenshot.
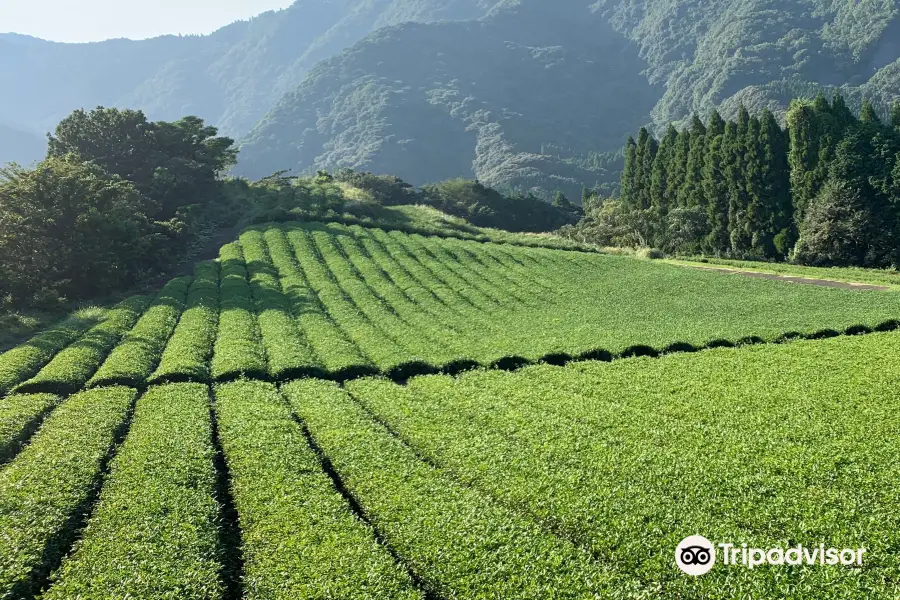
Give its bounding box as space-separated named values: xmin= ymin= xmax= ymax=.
xmin=562 ymin=96 xmax=900 ymax=268
xmin=3 ymin=0 xmax=899 ymax=198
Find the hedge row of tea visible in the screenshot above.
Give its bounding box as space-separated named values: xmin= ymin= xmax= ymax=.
xmin=1 ymin=221 xmax=899 ymax=395
xmin=2 ymin=333 xmax=897 ymax=597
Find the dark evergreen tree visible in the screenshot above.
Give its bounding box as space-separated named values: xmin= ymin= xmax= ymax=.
xmin=786 ymin=100 xmax=822 ymax=221
xmin=621 ymin=136 xmax=637 ymax=208
xmin=666 ymin=129 xmax=691 ymax=209
xmin=892 ymin=101 xmax=900 ymax=129
xmin=860 ymin=100 xmax=880 ymax=125
xmin=703 ymin=132 xmax=729 ymax=254
xmin=677 ymin=115 xmax=707 ymax=208
xmin=650 ymin=125 xmax=678 ymax=215
xmin=707 ymin=109 xmax=726 ymax=137
xmin=633 ymin=128 xmax=657 ymax=209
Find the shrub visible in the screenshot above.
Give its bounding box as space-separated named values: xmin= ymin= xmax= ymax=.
xmin=89 ymin=277 xmax=191 ymax=387
xmin=0 ymin=393 xmax=60 ymax=465
xmin=0 ymin=386 xmax=136 ymax=598
xmin=44 ymin=384 xmax=222 ymax=600
xmin=16 ymin=296 xmax=151 ymax=394
xmin=151 ymin=261 xmax=220 ymax=383
xmin=214 ymin=380 xmax=419 ymax=599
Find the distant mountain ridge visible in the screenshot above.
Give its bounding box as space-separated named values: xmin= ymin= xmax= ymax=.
xmin=0 ymin=0 xmax=497 ymax=139
xmin=2 ymin=0 xmax=899 ymax=199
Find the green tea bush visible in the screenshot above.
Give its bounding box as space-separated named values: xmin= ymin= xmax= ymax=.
xmin=44 ymin=384 xmax=222 ymax=600
xmin=0 ymin=310 xmax=103 ymax=397
xmin=88 ymin=277 xmax=191 ymax=387
xmin=150 ymin=261 xmax=220 ymax=383
xmin=0 ymin=393 xmax=59 ymax=464
xmin=240 ymin=230 xmax=319 ymax=378
xmin=16 ymin=296 xmax=150 ymax=394
xmin=214 ymin=380 xmax=420 ymax=599
xmin=211 ymin=243 xmax=267 ymax=381
xmin=0 ymin=386 xmax=136 ymax=598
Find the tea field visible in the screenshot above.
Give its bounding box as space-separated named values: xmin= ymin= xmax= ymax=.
xmin=0 ymin=220 xmax=898 ymax=598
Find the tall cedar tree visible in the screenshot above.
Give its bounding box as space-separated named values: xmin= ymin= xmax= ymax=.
xmin=650 ymin=125 xmax=678 ymax=215
xmin=633 ymin=128 xmax=657 ymax=209
xmin=667 ymin=129 xmax=691 ymax=210
xmin=759 ymin=110 xmax=793 ymax=257
xmin=892 ymin=101 xmax=900 ymax=129
xmin=727 ymin=106 xmax=752 ymax=254
xmin=703 ymin=132 xmax=729 ymax=253
xmin=678 ymin=115 xmax=707 ymax=208
xmin=621 ymin=136 xmax=637 ymax=208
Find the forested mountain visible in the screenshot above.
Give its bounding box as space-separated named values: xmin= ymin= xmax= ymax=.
xmin=0 ymin=123 xmax=46 ymax=166
xmin=236 ymin=0 xmax=900 ymax=198
xmin=0 ymin=1 xmax=496 ymax=139
xmin=236 ymin=0 xmax=652 ymax=198
xmin=3 ymin=0 xmax=899 ymax=200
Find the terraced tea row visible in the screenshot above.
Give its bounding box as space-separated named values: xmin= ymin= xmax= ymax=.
xmin=1 ymin=221 xmax=899 ymax=396
xmin=2 ymin=333 xmax=897 ymax=598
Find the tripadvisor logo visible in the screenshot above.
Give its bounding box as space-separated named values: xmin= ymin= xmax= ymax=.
xmin=675 ymin=535 xmax=866 ymax=576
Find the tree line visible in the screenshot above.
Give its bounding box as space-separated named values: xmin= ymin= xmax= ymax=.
xmin=562 ymin=95 xmax=900 ymax=268
xmin=0 ymin=108 xmax=238 ymax=307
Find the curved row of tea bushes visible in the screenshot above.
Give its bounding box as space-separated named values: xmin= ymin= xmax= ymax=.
xmin=263 ymin=228 xmax=370 ymax=376
xmin=0 ymin=386 xmax=136 ymax=598
xmin=284 ymin=378 xmax=640 ymax=600
xmin=0 ymin=393 xmax=59 ymax=464
xmin=0 ymin=311 xmax=105 ymax=398
xmin=287 ymin=229 xmax=410 ymax=373
xmin=88 ymin=277 xmax=191 ymax=388
xmin=211 ymin=243 xmax=267 ymax=381
xmin=16 ymin=296 xmax=151 ymax=395
xmin=308 ymin=228 xmax=445 ymax=364
xmin=150 ymin=261 xmax=220 ymax=383
xmin=240 ymin=230 xmax=320 ymax=379
xmin=332 ymin=227 xmax=469 ymax=360
xmin=214 ymin=380 xmax=421 ymax=600
xmin=348 ymin=332 xmax=900 ymax=599
xmin=44 ymin=384 xmax=222 ymax=600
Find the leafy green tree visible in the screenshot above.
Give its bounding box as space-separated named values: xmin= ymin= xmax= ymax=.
xmin=0 ymin=158 xmax=150 ymax=305
xmin=48 ymin=107 xmax=237 ymax=219
xmin=794 ymin=180 xmax=879 ymax=267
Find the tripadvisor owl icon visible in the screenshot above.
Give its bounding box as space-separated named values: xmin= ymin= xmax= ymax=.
xmin=676 ymin=535 xmax=716 ymax=576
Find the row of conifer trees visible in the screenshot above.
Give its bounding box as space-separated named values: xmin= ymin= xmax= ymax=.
xmin=615 ymin=95 xmax=900 ymax=266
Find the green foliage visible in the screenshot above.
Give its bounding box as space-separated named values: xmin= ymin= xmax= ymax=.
xmin=240 ymin=230 xmax=318 ymax=378
xmin=348 ymin=331 xmax=900 ymax=598
xmin=0 ymin=386 xmax=135 ymax=598
xmin=44 ymin=384 xmax=222 ymax=600
xmin=214 ymin=380 xmax=421 ymax=599
xmin=0 ymin=158 xmax=151 ymax=305
xmin=590 ymin=94 xmax=900 ymax=266
xmin=794 ymin=180 xmax=882 ymax=267
xmin=285 ymin=378 xmax=635 ymax=599
xmin=0 ymin=308 xmax=105 ymax=396
xmin=16 ymin=296 xmax=150 ymax=395
xmin=150 ymin=261 xmax=220 ymax=383
xmin=0 ymin=393 xmax=59 ymax=464
xmin=210 ymin=243 xmax=267 ymax=381
xmin=88 ymin=277 xmax=191 ymax=387
xmin=420 ymin=178 xmax=580 ymax=232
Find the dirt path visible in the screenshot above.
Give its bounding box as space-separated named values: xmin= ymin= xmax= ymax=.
xmin=683 ymin=265 xmax=890 ymax=291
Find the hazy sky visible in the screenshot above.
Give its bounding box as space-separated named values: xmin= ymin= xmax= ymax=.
xmin=1 ymin=0 xmax=296 ymax=43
